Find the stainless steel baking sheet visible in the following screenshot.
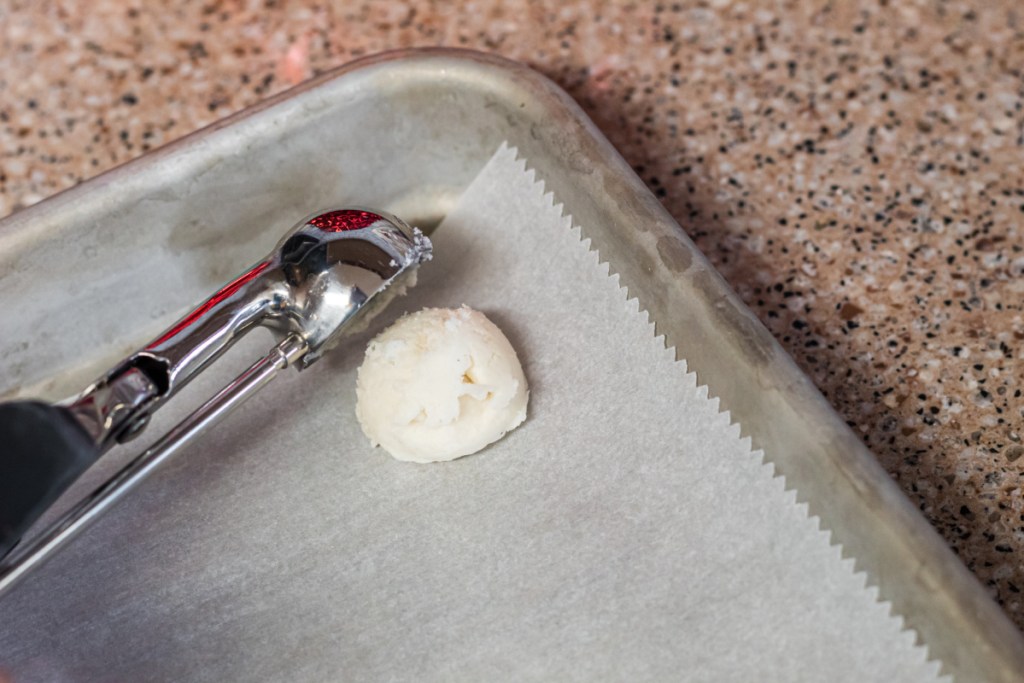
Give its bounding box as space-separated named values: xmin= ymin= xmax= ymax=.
xmin=0 ymin=49 xmax=1021 ymax=681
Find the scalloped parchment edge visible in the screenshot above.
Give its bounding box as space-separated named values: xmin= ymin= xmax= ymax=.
xmin=497 ymin=140 xmax=949 ymax=682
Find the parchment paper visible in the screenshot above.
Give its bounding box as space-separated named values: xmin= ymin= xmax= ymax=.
xmin=0 ymin=144 xmax=945 ymax=682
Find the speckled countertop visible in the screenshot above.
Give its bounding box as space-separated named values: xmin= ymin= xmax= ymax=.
xmin=2 ymin=0 xmax=1023 ymax=629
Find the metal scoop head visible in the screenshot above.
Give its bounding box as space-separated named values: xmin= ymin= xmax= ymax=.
xmin=269 ymin=208 xmax=432 ymax=367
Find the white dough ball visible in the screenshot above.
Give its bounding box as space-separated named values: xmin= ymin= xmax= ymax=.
xmin=355 ymin=306 xmax=529 ymax=463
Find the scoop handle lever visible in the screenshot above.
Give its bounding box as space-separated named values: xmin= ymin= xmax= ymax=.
xmin=0 ymin=401 xmax=100 ymax=560
xmin=0 ymin=335 xmax=307 ymax=598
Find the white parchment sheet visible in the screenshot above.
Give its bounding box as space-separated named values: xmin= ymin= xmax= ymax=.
xmin=0 ymin=144 xmax=945 ymax=682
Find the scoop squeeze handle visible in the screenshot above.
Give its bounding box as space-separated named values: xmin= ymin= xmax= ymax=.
xmin=0 ymin=401 xmax=100 ymax=559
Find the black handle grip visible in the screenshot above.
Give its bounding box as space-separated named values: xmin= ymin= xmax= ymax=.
xmin=0 ymin=401 xmax=99 ymax=559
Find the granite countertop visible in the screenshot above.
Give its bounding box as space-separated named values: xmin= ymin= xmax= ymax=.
xmin=2 ymin=1 xmax=1022 ymax=629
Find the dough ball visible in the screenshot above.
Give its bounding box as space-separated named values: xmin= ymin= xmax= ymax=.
xmin=355 ymin=306 xmax=529 ymax=463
